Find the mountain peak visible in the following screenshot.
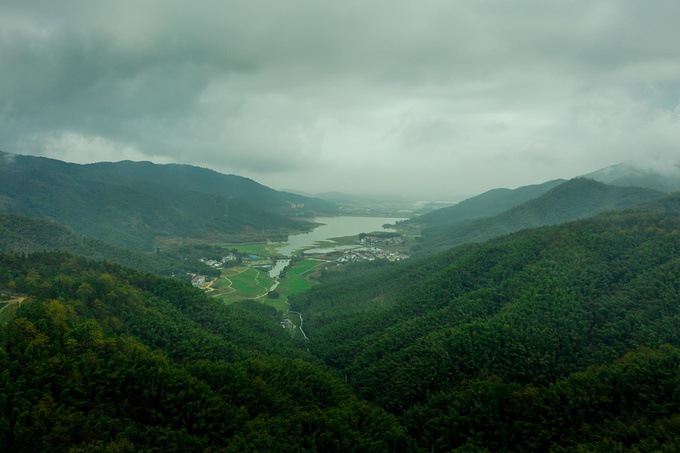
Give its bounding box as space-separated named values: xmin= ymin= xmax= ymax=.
xmin=582 ymin=160 xmax=680 ymax=192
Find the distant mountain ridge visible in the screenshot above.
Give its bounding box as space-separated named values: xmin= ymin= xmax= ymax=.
xmin=582 ymin=161 xmax=680 ymax=192
xmin=83 ymin=160 xmax=330 ymax=211
xmin=0 ymin=151 xmax=336 ymax=250
xmin=415 ymin=178 xmax=665 ymax=255
xmin=409 ymin=160 xmax=680 ymax=233
xmin=408 ymin=179 xmax=566 ymax=228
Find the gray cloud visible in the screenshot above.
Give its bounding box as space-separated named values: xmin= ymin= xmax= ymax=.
xmin=1 ymin=0 xmax=679 ymax=199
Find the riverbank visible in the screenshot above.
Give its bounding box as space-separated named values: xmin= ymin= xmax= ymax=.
xmin=197 ymin=216 xmax=415 ymax=318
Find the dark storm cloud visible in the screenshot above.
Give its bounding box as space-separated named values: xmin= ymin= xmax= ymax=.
xmin=1 ymin=0 xmax=679 ymax=198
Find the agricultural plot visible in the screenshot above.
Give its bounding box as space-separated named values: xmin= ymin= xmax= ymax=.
xmin=207 ymin=259 xmax=323 ymax=315
xmin=277 ymin=260 xmax=321 ymax=297
xmin=212 ymin=267 xmax=274 ymax=304
xmin=225 ymin=243 xmax=284 ymax=259
xmin=261 ymin=294 xmax=289 ymax=313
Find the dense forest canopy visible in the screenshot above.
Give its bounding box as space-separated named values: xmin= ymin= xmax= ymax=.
xmin=290 ymin=194 xmax=680 ymax=451
xmin=0 ymin=252 xmax=409 ymax=452
xmin=0 ymin=151 xmax=335 ymax=250
xmin=0 ymin=213 xmax=221 ymax=279
xmin=2 ymin=163 xmax=680 ymax=450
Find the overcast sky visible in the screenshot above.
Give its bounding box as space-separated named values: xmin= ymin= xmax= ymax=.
xmin=1 ymin=1 xmax=679 ymax=199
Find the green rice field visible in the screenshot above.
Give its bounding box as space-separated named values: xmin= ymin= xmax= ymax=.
xmin=208 ymin=260 xmax=323 ymax=314
xmin=277 ymin=260 xmax=321 ymax=297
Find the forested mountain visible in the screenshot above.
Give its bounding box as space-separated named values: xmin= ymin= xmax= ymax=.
xmin=4 ymin=193 xmax=680 ymax=451
xmin=0 ymin=252 xmax=409 ymax=451
xmin=583 ymin=161 xmax=680 ymax=192
xmin=5 ymin=149 xmax=680 ymax=451
xmin=82 ymin=159 xmax=334 ymax=213
xmin=411 ymin=161 xmax=680 ymax=234
xmin=414 ymin=178 xmax=665 ymax=255
xmin=407 ymin=178 xmax=565 ymax=228
xmin=0 ymin=213 xmax=219 ymax=279
xmin=0 ymin=151 xmax=335 ymax=250
xmin=290 ymin=194 xmax=680 ymax=451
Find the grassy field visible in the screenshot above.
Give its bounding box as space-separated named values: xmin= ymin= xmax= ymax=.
xmin=277 ymin=260 xmax=322 ymax=297
xmin=207 ymin=259 xmax=323 ymax=314
xmin=232 ymin=268 xmax=273 ymax=295
xmin=261 ymin=294 xmax=289 ymax=313
xmin=209 ymin=267 xmax=288 ymax=312
xmin=226 ymin=243 xmax=285 ymax=259
xmin=211 ymin=267 xmax=276 ymax=304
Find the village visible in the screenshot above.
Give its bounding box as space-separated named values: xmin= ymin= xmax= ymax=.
xmin=191 ymin=246 xmax=410 ymax=286
xmin=337 ymin=247 xmax=410 ymax=263
xmin=190 ymin=253 xmax=240 ymax=286
xmin=187 ymin=232 xmax=411 ymax=288
xmin=198 ymin=253 xmax=239 ymax=268
xmin=181 ymin=213 xmax=421 ymax=295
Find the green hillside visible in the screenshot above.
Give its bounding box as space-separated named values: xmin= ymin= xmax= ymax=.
xmin=411 ymin=161 xmax=680 ymax=235
xmin=290 ymin=194 xmax=680 ymax=451
xmin=5 ymin=157 xmax=680 ymax=450
xmin=83 ymin=160 xmax=334 ymax=213
xmin=0 ymin=151 xmax=335 ymax=250
xmin=0 ymin=252 xmax=409 ymax=452
xmin=408 ymin=178 xmax=565 ymax=228
xmin=0 ymin=213 xmax=220 ymax=279
xmin=415 ymin=178 xmax=665 ymax=255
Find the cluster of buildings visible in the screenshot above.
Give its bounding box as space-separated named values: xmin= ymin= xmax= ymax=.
xmin=359 ymin=235 xmax=404 ymax=246
xmin=199 ymin=253 xmax=238 ymax=268
xmin=337 ymin=248 xmax=410 ymax=263
xmin=191 ymin=275 xmax=206 ymax=287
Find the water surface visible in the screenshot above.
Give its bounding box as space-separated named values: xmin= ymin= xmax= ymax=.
xmin=276 ymin=216 xmax=406 ymax=256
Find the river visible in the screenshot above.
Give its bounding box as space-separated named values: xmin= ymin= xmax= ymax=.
xmin=268 ymin=259 xmax=291 ymax=278
xmin=275 ymin=216 xmax=407 ymax=257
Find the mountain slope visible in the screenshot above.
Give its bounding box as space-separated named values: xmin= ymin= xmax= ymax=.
xmin=408 ymin=178 xmax=565 ymax=228
xmin=5 ymin=195 xmax=680 ymax=450
xmin=0 ymin=151 xmax=335 ymax=250
xmin=583 ymin=161 xmax=680 ymax=192
xmin=290 ymin=193 xmax=680 ymax=451
xmin=83 ymin=159 xmax=333 ymax=212
xmin=0 ymin=252 xmax=410 ymax=452
xmin=415 ymin=178 xmax=665 ymax=255
xmin=0 ymin=213 xmax=221 ymax=278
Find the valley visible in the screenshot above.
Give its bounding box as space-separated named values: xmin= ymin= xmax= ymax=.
xmin=3 ymin=152 xmax=680 ymax=451
xmin=2 ymin=3 xmax=678 ymax=450
xmin=188 ymin=215 xmax=414 ymax=326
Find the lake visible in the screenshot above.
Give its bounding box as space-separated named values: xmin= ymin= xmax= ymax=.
xmin=275 ymin=216 xmax=407 ymax=256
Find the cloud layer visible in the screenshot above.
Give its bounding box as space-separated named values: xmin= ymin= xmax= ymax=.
xmin=1 ymin=0 xmax=679 ymax=198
